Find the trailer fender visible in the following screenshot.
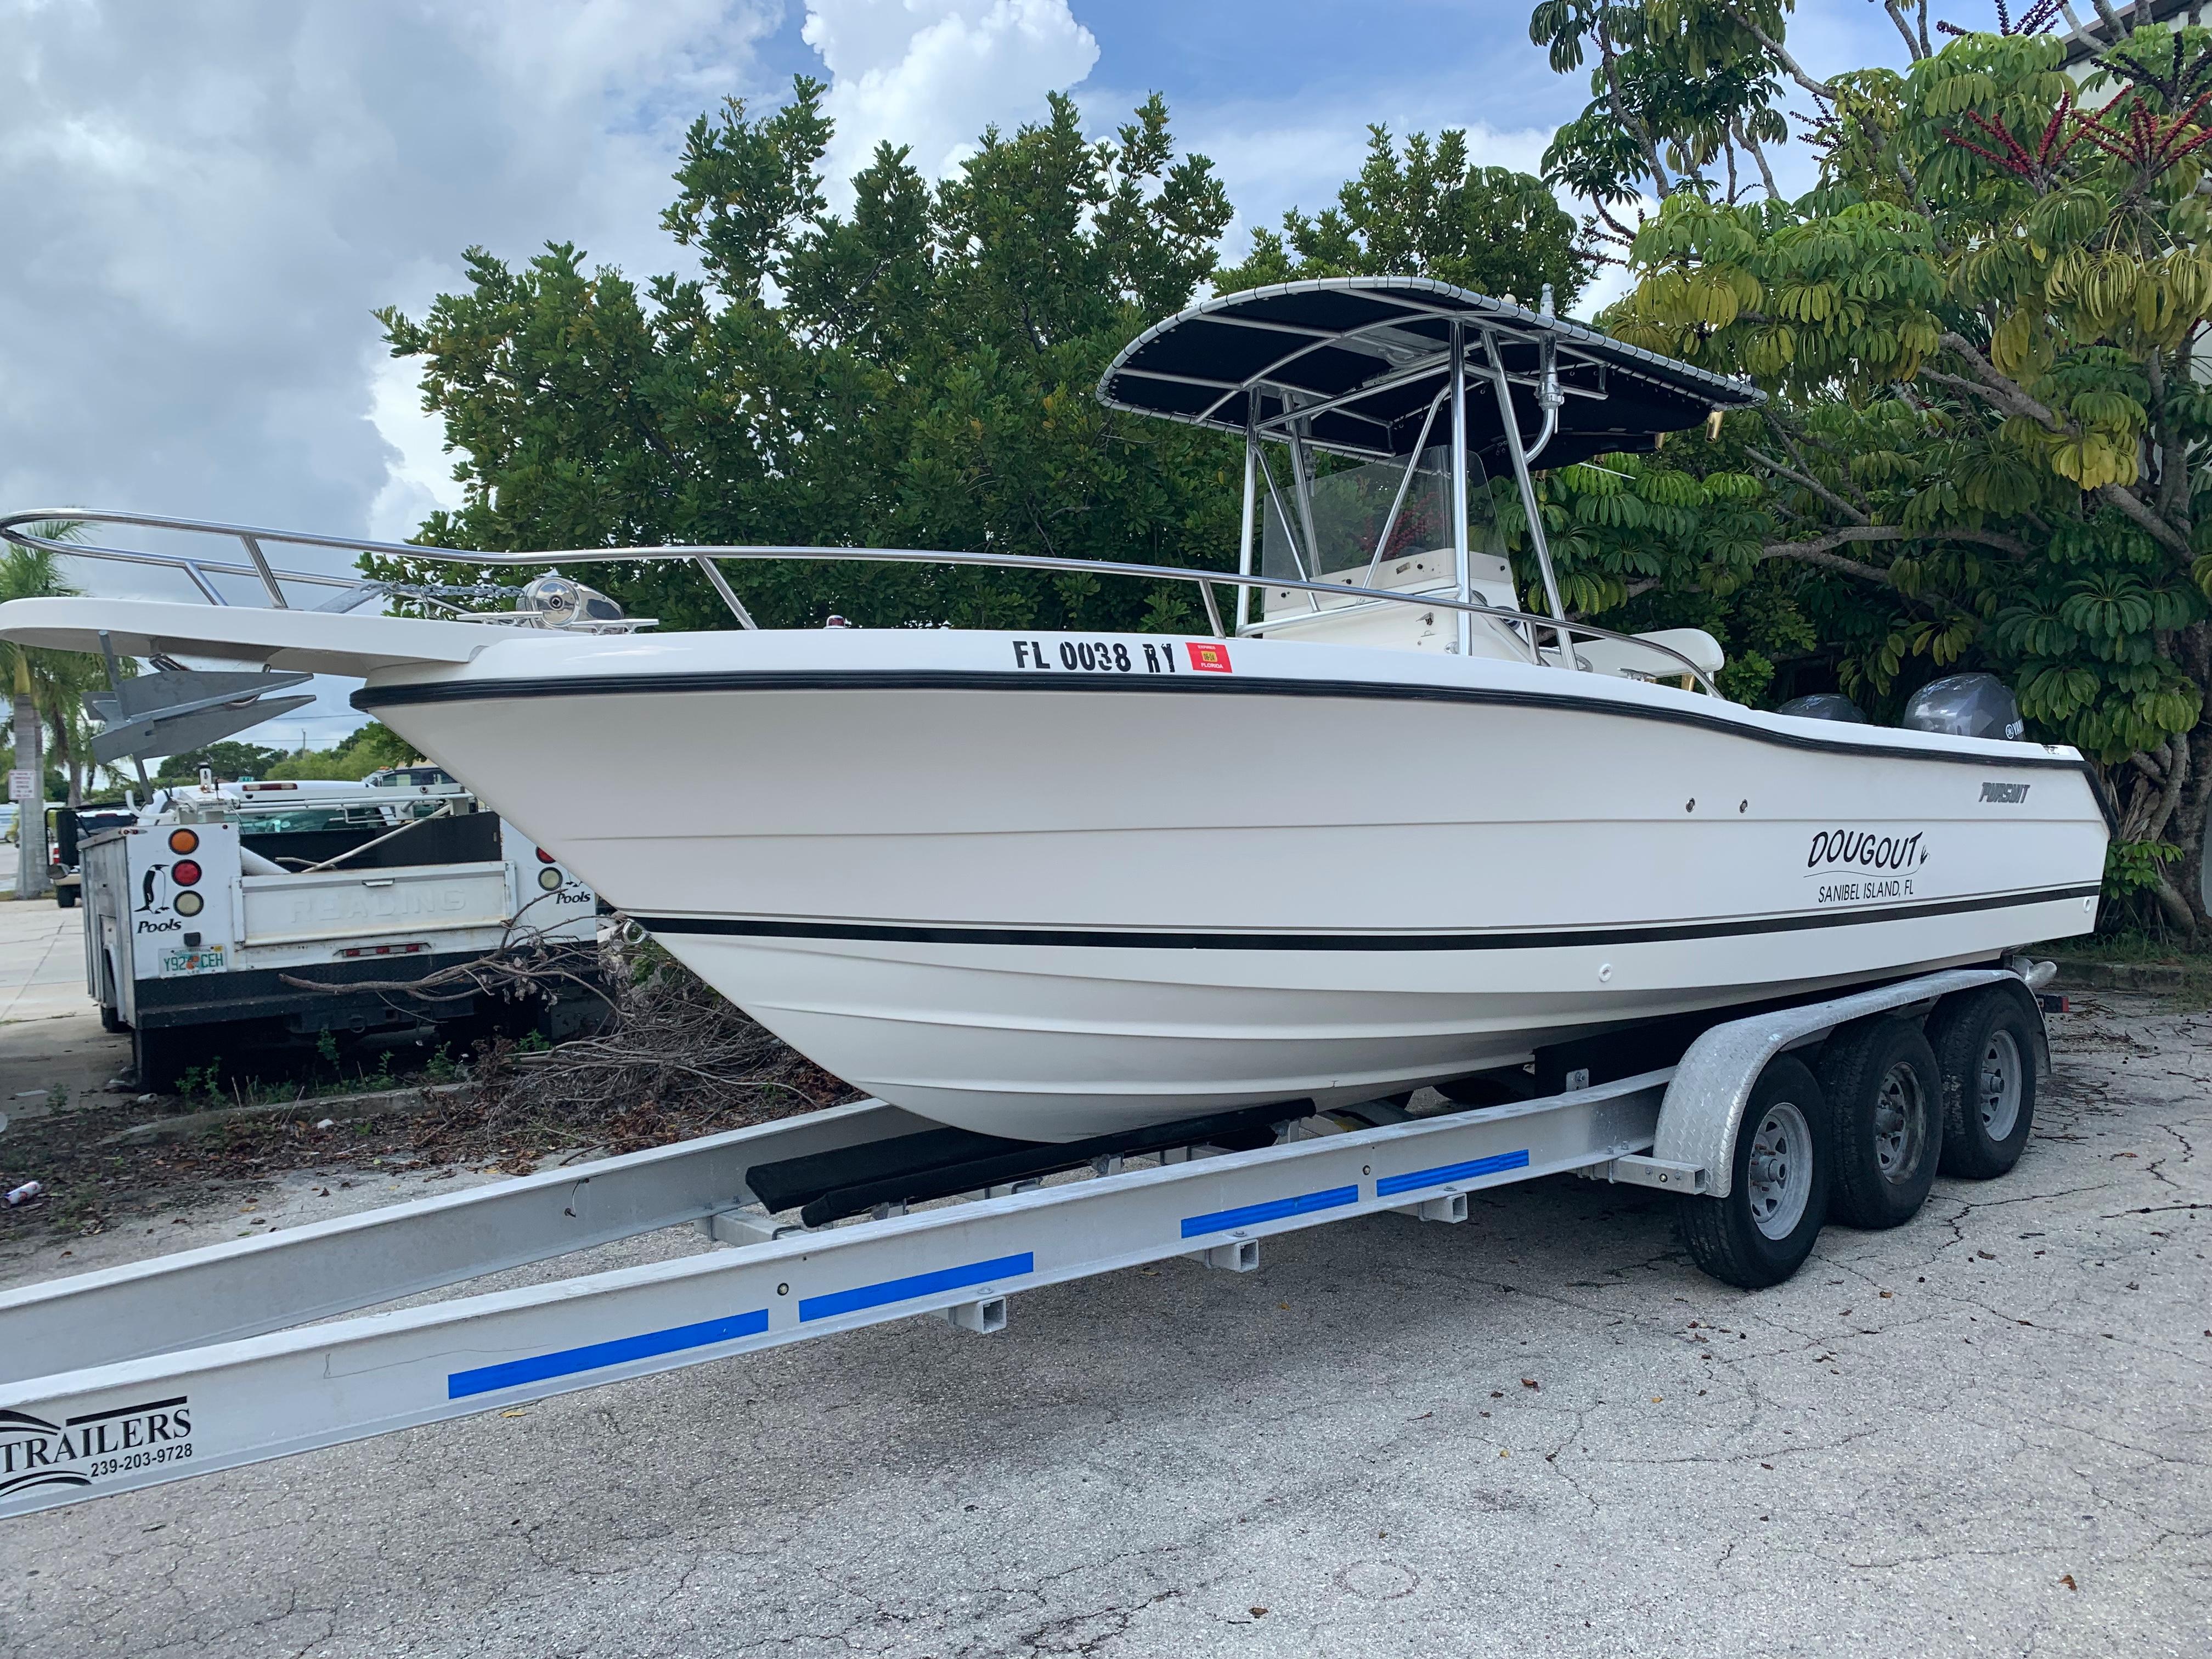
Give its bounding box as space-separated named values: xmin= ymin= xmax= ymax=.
xmin=1651 ymin=966 xmax=2029 ymax=1199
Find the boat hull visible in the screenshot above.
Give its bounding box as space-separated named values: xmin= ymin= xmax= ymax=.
xmin=358 ymin=629 xmax=2108 ymax=1141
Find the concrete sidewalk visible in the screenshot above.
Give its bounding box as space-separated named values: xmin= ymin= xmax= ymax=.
xmin=0 ymin=896 xmax=127 ymax=1107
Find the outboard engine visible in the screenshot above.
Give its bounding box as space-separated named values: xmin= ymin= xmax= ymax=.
xmin=1901 ymin=673 xmax=2025 ymax=741
xmin=518 ymin=573 xmax=627 ymax=629
xmin=1775 ymin=693 xmax=1869 ymax=724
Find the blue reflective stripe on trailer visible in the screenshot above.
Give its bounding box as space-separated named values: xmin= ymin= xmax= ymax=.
xmin=798 ymin=1252 xmax=1035 ymax=1323
xmin=447 ymin=1308 xmax=771 ymax=1399
xmin=1374 ymin=1149 xmax=1530 ymax=1198
xmin=1180 ymin=1185 xmax=1359 ymax=1238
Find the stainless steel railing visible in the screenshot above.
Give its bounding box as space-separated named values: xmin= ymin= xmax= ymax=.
xmin=0 ymin=507 xmax=1723 ymax=697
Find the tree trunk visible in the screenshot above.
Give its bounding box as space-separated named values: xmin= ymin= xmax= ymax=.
xmin=12 ymin=688 xmax=50 ymax=898
xmin=2170 ymin=721 xmax=2212 ymax=933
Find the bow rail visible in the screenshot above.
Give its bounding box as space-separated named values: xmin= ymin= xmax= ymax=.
xmin=0 ymin=507 xmax=1724 ymax=698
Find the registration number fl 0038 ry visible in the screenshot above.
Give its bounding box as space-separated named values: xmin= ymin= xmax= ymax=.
xmin=1009 ymin=639 xmax=1231 ymax=674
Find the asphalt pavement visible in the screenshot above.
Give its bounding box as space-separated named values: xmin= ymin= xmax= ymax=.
xmin=1 ymin=993 xmax=2205 ymax=1658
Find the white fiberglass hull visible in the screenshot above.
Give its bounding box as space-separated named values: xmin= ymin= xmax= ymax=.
xmin=347 ymin=627 xmax=2109 ymax=1142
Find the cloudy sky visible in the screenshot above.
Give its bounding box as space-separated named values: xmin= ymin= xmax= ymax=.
xmin=0 ymin=0 xmax=1907 ymax=747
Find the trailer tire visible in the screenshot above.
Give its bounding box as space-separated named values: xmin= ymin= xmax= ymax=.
xmin=1928 ymin=984 xmax=2039 ymax=1180
xmin=1677 ymin=1054 xmax=1831 ymax=1289
xmin=54 ymin=883 xmax=77 ymax=909
xmin=1820 ymin=1017 xmax=1942 ymax=1229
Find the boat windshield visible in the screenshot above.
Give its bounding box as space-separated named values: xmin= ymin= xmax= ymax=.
xmin=1259 ymin=444 xmax=1498 ymax=587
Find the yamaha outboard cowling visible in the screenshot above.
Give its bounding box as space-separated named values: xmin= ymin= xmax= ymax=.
xmin=1775 ymin=693 xmax=1869 ymax=724
xmin=1902 ymin=673 xmax=2025 ymax=741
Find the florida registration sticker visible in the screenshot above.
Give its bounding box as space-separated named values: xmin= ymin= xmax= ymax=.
xmin=1186 ymin=641 xmax=1232 ymax=673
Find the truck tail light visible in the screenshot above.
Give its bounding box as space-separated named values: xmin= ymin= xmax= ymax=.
xmin=538 ymin=866 xmax=564 ymax=890
xmin=172 ymin=859 xmax=203 ymax=886
xmin=174 ymin=891 xmax=205 ymax=917
xmin=535 ymin=847 xmax=556 ymax=864
xmin=168 ymin=828 xmax=199 ymax=854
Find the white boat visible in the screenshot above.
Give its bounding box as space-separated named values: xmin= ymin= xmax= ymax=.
xmin=0 ymin=279 xmax=2109 ymax=1142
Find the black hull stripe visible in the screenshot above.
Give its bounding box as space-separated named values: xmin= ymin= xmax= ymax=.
xmin=355 ymin=668 xmax=2096 ymax=778
xmin=634 ymin=883 xmax=2101 ymax=952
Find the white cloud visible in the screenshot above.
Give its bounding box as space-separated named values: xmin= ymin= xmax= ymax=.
xmin=366 ymin=346 xmax=467 ymax=545
xmin=0 ymin=0 xmax=778 ymax=743
xmin=0 ymin=0 xmax=777 ymax=570
xmin=804 ymin=0 xmax=1099 ymax=193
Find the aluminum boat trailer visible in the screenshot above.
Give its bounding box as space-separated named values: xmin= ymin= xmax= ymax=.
xmin=0 ymin=962 xmax=2055 ymax=1517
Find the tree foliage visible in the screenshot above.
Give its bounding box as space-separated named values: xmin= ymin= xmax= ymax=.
xmin=372 ymin=82 xmax=1243 ymax=636
xmin=262 ymin=720 xmax=420 ymax=782
xmin=1214 ymin=126 xmax=1597 ymax=307
xmin=375 ymin=88 xmax=1605 ymax=641
xmin=1533 ymin=5 xmax=2212 ymax=930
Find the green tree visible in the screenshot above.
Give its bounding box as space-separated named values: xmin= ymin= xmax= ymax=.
xmin=1532 ymin=0 xmax=1796 ymax=232
xmin=2 ymin=526 xmax=96 ymax=891
xmin=370 ymin=83 xmax=1239 ymax=636
xmin=1533 ymin=5 xmax=2212 ymax=929
xmin=262 ymin=721 xmax=419 ymax=781
xmin=1214 ymin=127 xmax=1598 ymax=308
xmin=155 ymin=740 xmax=290 ymax=785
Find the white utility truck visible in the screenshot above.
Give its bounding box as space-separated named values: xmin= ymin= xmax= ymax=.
xmin=78 ymin=772 xmax=602 ymax=1088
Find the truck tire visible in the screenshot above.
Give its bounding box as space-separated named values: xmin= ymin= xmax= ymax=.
xmin=1927 ymin=984 xmax=2040 ymax=1179
xmin=1820 ymin=1017 xmax=1942 ymax=1229
xmin=132 ymin=1028 xmax=192 ymax=1093
xmin=1678 ymin=1054 xmax=1831 ymax=1289
xmin=98 ymin=952 xmax=128 ymax=1032
xmin=54 ymin=883 xmax=77 ymax=909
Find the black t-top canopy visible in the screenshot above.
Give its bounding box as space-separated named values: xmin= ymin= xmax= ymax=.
xmin=1097 ymin=276 xmax=1762 ymax=468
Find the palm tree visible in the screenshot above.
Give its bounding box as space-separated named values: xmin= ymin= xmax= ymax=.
xmin=2 ymin=523 xmax=87 ymax=896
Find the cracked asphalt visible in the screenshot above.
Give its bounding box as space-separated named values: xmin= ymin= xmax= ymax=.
xmin=2 ymin=991 xmax=2207 ymax=1658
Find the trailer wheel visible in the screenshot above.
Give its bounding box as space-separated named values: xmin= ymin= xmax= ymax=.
xmin=54 ymin=883 xmax=77 ymax=909
xmin=1678 ymin=1055 xmax=1830 ymax=1289
xmin=1819 ymin=1017 xmax=1942 ymax=1229
xmin=1927 ymin=984 xmax=2039 ymax=1180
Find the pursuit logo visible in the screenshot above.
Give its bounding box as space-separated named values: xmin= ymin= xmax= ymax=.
xmin=1980 ymin=781 xmax=2031 ymax=804
xmin=1807 ymin=828 xmax=1929 ymax=873
xmin=0 ymin=1396 xmax=194 ymax=1499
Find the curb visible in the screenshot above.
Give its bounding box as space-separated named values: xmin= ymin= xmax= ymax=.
xmin=104 ymin=1081 xmax=473 ymax=1146
xmin=2045 ymin=957 xmax=2192 ymax=992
